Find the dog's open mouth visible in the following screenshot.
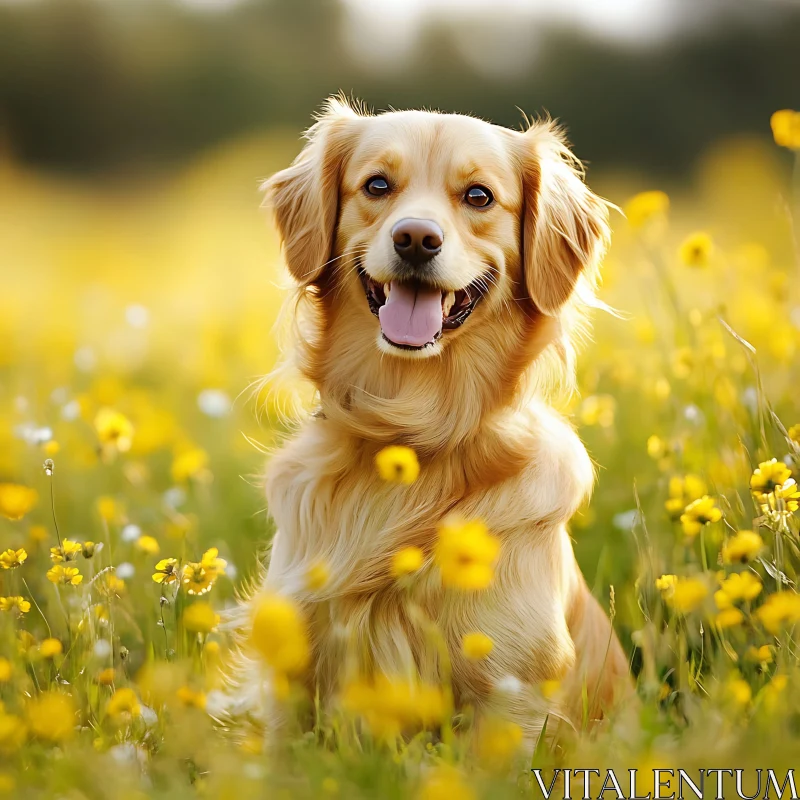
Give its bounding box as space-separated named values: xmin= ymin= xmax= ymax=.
xmin=358 ymin=268 xmax=486 ymax=350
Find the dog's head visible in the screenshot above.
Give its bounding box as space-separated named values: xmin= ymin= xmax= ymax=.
xmin=264 ymin=97 xmax=609 ymax=441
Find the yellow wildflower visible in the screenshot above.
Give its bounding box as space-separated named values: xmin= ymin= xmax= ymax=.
xmin=679 ymin=495 xmax=722 ymax=537
xmin=0 ymin=660 xmax=11 ymax=682
xmin=726 ymin=674 xmax=752 ymax=706
xmin=136 ymin=535 xmax=160 ymax=556
xmin=678 ymin=231 xmax=713 ymax=268
xmin=757 ymin=591 xmax=800 ymax=634
xmin=46 ymin=565 xmax=83 ymax=586
xmin=435 ymin=517 xmax=500 ymax=591
xmin=391 ymin=546 xmax=424 ymax=578
xmin=719 ymin=572 xmax=762 ymax=604
xmin=342 ymin=675 xmax=444 ymax=739
xmin=722 ymin=530 xmax=764 ymax=564
xmin=0 ymin=484 xmax=37 ymax=520
xmin=200 ymin=547 xmax=227 ymax=579
xmin=788 ymin=424 xmax=800 ymax=445
xmin=176 ymin=686 xmax=207 ymax=710
xmin=49 ymin=539 xmax=82 ymax=563
xmin=96 ymin=496 xmax=119 ymax=522
xmin=375 ymin=445 xmax=420 ymax=484
xmin=28 ymin=524 xmax=48 ymax=543
xmin=475 ymin=717 xmax=523 ymax=767
xmin=181 ymin=563 xmax=213 ymax=595
xmin=419 ymin=766 xmax=475 ymax=800
xmin=171 ymin=446 xmax=210 ymax=483
xmin=183 ymin=602 xmax=218 ymax=634
xmin=153 ymin=557 xmax=179 ymax=584
xmin=655 ymin=574 xmax=678 ymax=594
xmin=665 ymin=474 xmax=706 ymax=520
xmin=250 ymin=594 xmax=310 ymax=675
xmin=462 ymin=632 xmax=494 ymax=660
xmin=97 ymin=668 xmax=116 ymax=686
xmin=579 ymin=394 xmax=616 ymax=427
xmin=762 ymin=674 xmax=789 ymax=713
xmin=770 ymin=109 xmax=800 ymax=149
xmin=746 ymin=645 xmax=773 ymax=664
xmin=0 ymin=596 xmax=30 ymax=614
xmin=665 ymin=577 xmax=708 ymax=614
xmin=305 ymin=561 xmax=330 ymax=590
xmin=81 ymin=541 xmax=97 ymax=559
xmin=26 ymin=692 xmax=76 ymax=742
xmin=716 ymin=608 xmax=744 ymax=629
xmin=39 ymin=638 xmax=63 ymax=658
xmin=750 ymin=458 xmax=792 ymax=494
xmin=107 ymin=687 xmax=141 ymax=720
xmin=624 ymin=190 xmax=669 ymax=229
xmin=646 ymin=435 xmax=666 ymax=460
xmin=94 ymin=408 xmax=134 ymax=452
xmin=97 ymin=572 xmax=125 ymax=598
xmin=0 ymin=549 xmax=27 ymax=570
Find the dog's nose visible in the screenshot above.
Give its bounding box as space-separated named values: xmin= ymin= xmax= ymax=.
xmin=391 ymin=218 xmax=443 ymax=266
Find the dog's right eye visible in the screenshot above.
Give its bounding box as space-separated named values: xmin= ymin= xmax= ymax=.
xmin=364 ymin=177 xmax=390 ymax=197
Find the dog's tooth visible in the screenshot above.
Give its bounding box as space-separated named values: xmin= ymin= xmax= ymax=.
xmin=443 ymin=291 xmax=455 ymax=316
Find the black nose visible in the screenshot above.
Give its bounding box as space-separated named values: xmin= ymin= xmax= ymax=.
xmin=391 ymin=218 xmax=443 ymax=266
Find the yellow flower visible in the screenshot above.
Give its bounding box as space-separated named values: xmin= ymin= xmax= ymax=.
xmin=97 ymin=572 xmax=125 ymax=598
xmin=171 ymin=446 xmax=210 ymax=483
xmin=26 ymin=692 xmax=76 ymax=742
xmin=0 ymin=549 xmax=27 ymax=570
xmin=665 ymin=577 xmax=708 ymax=614
xmin=0 ymin=660 xmax=11 ymax=682
xmin=655 ymin=574 xmax=678 ymax=594
xmin=375 ymin=445 xmax=420 ymax=484
xmin=183 ymin=602 xmax=218 ymax=634
xmin=391 ymin=546 xmax=424 ymax=578
xmin=176 ymin=686 xmax=207 ymax=710
xmin=719 ymin=572 xmax=762 ymax=604
xmin=750 ymin=459 xmax=792 ymax=494
xmin=678 ymin=232 xmax=713 ymax=268
xmin=39 ymin=638 xmax=63 ymax=658
xmin=181 ymin=562 xmax=212 ymax=595
xmin=28 ymin=524 xmax=48 ymax=543
xmin=305 ymin=561 xmax=330 ymax=590
xmin=746 ymin=645 xmax=773 ymax=664
xmin=665 ymin=474 xmax=706 ymax=519
xmin=107 ymin=687 xmax=141 ymax=720
xmin=722 ymin=531 xmax=764 ymax=564
xmin=250 ymin=594 xmax=310 ymax=676
xmin=462 ymin=632 xmax=494 ymax=660
xmin=756 ymin=591 xmax=800 ymax=634
xmin=153 ymin=558 xmax=180 ymax=584
xmin=0 ymin=484 xmax=37 ymax=521
xmin=788 ymin=424 xmax=800 ymax=445
xmin=579 ymin=394 xmax=616 ymax=428
xmin=474 ymin=717 xmax=523 ymax=767
xmin=540 ymin=679 xmax=561 ymax=699
xmin=46 ymin=565 xmax=83 ymax=586
xmin=0 ymin=596 xmax=30 ymax=615
xmin=646 ymin=435 xmax=666 ymax=459
xmin=97 ymin=668 xmax=116 ymax=686
xmin=136 ymin=535 xmax=160 ymax=556
xmin=94 ymin=408 xmax=134 ymax=452
xmin=200 ymin=547 xmax=227 ymax=579
xmin=624 ymin=190 xmax=670 ymax=229
xmin=49 ymin=539 xmax=82 ymax=563
xmin=342 ymin=675 xmax=445 ymax=739
xmin=81 ymin=541 xmax=97 ymax=559
xmin=96 ymin=496 xmax=119 ymax=522
xmin=726 ymin=674 xmax=752 ymax=706
xmin=435 ymin=517 xmax=500 ymax=591
xmin=43 ymin=440 xmax=60 ymax=456
xmin=770 ymin=109 xmax=800 ymax=149
xmin=715 ymin=608 xmax=744 ymax=629
xmin=0 ymin=712 xmax=26 ymax=753
xmin=419 ymin=766 xmax=475 ymax=800
xmin=679 ymin=495 xmax=722 ymax=537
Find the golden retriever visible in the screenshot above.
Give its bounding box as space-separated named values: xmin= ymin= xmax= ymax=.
xmin=223 ymin=96 xmax=629 ymax=744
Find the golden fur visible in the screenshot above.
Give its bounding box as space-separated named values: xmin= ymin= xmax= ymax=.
xmin=221 ymin=97 xmax=629 ymax=742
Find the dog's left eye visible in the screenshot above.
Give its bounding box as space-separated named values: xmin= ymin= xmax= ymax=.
xmin=364 ymin=176 xmax=390 ymax=196
xmin=465 ymin=185 xmax=493 ymax=208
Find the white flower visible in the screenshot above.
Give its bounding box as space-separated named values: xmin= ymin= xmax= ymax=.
xmin=121 ymin=525 xmax=142 ymax=543
xmin=495 ymin=675 xmax=523 ymax=695
xmin=116 ymin=562 xmax=135 ymax=580
xmin=197 ymin=389 xmax=232 ymax=418
xmin=125 ymin=304 xmax=150 ymax=329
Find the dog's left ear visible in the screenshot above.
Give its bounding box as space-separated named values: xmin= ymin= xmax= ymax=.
xmin=517 ymin=124 xmax=609 ymax=315
xmin=263 ymin=96 xmax=361 ymax=285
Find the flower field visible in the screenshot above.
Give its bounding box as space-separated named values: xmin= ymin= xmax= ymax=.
xmin=1 ymin=112 xmax=800 ymax=798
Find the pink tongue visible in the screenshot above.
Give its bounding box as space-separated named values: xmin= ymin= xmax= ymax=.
xmin=378 ymin=282 xmax=443 ymax=347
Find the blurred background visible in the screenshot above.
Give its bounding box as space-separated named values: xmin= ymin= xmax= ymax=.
xmin=1 ymin=0 xmax=799 ymax=613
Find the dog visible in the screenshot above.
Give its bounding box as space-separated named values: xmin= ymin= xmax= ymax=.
xmin=223 ymin=96 xmax=629 ymax=743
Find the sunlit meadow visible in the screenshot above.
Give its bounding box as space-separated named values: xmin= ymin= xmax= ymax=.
xmin=1 ymin=111 xmax=800 ymax=799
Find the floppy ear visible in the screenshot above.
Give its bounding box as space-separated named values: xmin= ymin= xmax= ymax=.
xmin=263 ymin=97 xmax=360 ymax=285
xmin=518 ymin=124 xmax=609 ymax=315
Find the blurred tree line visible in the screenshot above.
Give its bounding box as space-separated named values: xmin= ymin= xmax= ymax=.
xmin=0 ymin=0 xmax=798 ymax=176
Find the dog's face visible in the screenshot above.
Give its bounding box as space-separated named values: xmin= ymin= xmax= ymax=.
xmin=265 ymin=98 xmax=608 ymax=365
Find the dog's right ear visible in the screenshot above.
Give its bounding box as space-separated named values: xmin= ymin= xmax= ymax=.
xmin=263 ymin=97 xmax=360 ymax=285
